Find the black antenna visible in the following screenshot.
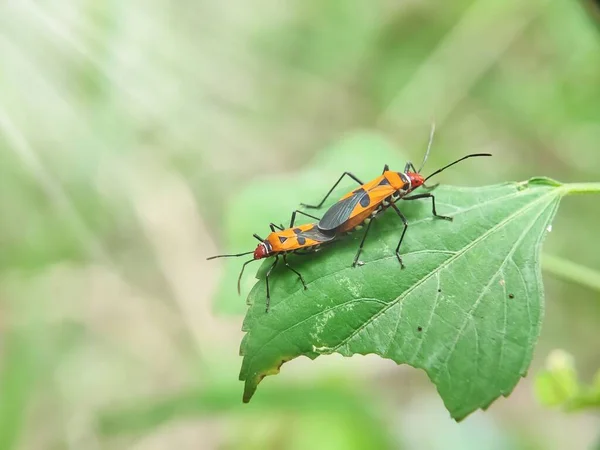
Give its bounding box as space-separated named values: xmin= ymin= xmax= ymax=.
xmin=423 ymin=153 xmax=492 ymax=183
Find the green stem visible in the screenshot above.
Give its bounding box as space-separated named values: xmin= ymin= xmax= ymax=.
xmin=542 ymin=254 xmax=600 ymax=294
xmin=561 ymin=182 xmax=600 ymax=195
xmin=543 ymin=182 xmax=600 ymax=293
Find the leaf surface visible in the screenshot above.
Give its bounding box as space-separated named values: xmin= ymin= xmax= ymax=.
xmin=239 ymin=177 xmax=561 ymax=420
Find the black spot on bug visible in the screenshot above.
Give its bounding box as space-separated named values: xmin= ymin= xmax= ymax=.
xmin=293 ymin=228 xmax=302 ymax=234
xmin=297 ymin=236 xmax=306 ymax=245
xmin=378 ymin=178 xmax=390 ymax=186
xmin=278 ymin=236 xmax=288 ymax=244
xmin=359 ymin=194 xmax=371 ymax=207
xmin=417 ymin=326 xmax=423 ymax=332
xmin=508 ymin=293 xmax=514 ymax=299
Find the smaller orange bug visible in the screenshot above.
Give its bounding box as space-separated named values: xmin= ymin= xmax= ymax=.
xmin=207 ymin=210 xmax=337 ymax=312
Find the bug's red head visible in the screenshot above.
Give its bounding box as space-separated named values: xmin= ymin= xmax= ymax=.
xmin=253 ymin=242 xmax=272 ymax=259
xmin=406 ymin=171 xmax=425 ymax=190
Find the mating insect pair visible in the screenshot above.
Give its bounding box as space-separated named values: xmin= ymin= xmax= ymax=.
xmin=208 ymin=127 xmax=491 ymax=312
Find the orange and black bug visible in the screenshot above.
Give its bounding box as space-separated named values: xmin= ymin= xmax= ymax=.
xmin=207 ymin=210 xmax=337 ymax=312
xmin=301 ymin=125 xmax=491 ymax=267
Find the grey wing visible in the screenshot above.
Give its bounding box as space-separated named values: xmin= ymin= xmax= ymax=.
xmin=300 ymin=227 xmax=337 ymax=243
xmin=317 ymin=190 xmax=367 ymax=231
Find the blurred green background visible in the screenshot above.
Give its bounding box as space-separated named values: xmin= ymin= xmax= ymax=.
xmin=1 ymin=0 xmax=599 ymax=449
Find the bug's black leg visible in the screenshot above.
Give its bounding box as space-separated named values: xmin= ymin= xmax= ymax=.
xmin=352 ymin=216 xmax=376 ymax=267
xmin=381 ymin=164 xmax=390 ymax=174
xmin=404 ymin=161 xmax=418 ymax=173
xmin=264 ymin=256 xmax=279 ymax=313
xmin=253 ymin=233 xmax=264 ymax=242
xmin=283 ymin=254 xmax=307 ymax=290
xmin=270 ymin=223 xmax=283 ymax=232
xmin=301 ymin=172 xmax=364 ymax=209
xmin=289 ymin=210 xmax=322 ymax=227
xmin=390 ymin=203 xmax=408 ymax=269
xmin=403 ymin=193 xmax=452 ymax=221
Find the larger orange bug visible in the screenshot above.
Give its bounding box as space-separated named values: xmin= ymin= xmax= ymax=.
xmin=207 ymin=210 xmax=337 ymax=312
xmin=301 ymin=125 xmax=492 ymax=267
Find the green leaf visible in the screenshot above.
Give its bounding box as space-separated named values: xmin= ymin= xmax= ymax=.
xmin=534 ymin=349 xmax=600 ymax=412
xmin=239 ymin=177 xmax=562 ymax=421
xmin=533 ymin=349 xmax=579 ymax=407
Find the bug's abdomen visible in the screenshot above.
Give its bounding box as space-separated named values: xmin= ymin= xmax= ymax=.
xmin=337 ymin=205 xmax=380 ymax=233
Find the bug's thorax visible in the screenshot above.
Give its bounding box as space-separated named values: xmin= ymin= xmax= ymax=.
xmin=382 ymin=171 xmax=412 ymax=192
xmin=254 ymin=241 xmax=272 ymax=259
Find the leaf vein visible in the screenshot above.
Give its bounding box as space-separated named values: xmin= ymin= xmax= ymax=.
xmin=496 ymin=267 xmax=508 ymax=393
xmin=409 ymin=271 xmax=442 ymax=365
xmin=383 ymin=302 xmax=403 ymax=357
xmin=402 ymin=189 xmax=532 ymax=228
xmin=302 ymin=249 xmax=456 ymax=292
xmin=442 ymin=196 xmax=555 ymax=378
xmin=517 ymin=197 xmax=560 ymax=374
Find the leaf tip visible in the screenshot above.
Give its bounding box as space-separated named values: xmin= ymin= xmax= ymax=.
xmin=242 ymin=379 xmax=259 ymax=403
xmin=240 ymin=355 xmax=296 ymax=403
